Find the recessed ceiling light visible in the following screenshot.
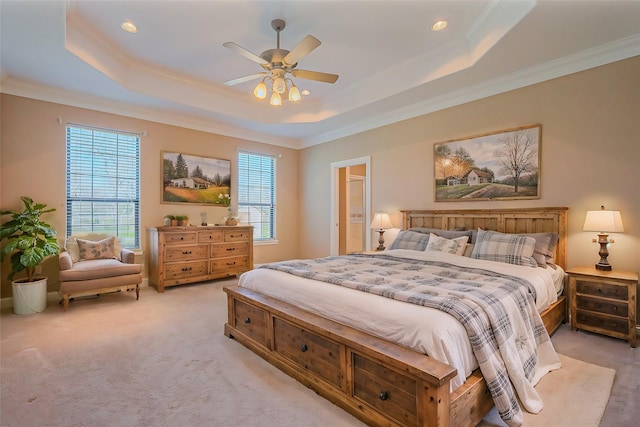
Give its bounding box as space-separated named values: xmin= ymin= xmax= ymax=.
xmin=431 ymin=20 xmax=447 ymax=31
xmin=301 ymin=90 xmax=311 ymax=96
xmin=121 ymin=21 xmax=138 ymax=33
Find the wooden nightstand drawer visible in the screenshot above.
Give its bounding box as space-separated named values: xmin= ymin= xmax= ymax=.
xmin=576 ymin=294 xmax=628 ymax=317
xmin=575 ymin=280 xmax=628 ymax=301
xmin=352 ymin=352 xmax=417 ymax=426
xmin=575 ymin=310 xmax=629 ymax=335
xmin=233 ymin=299 xmax=268 ymax=347
xmin=273 ymin=318 xmax=342 ymax=388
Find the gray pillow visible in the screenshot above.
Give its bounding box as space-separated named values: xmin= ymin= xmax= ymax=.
xmin=388 ymin=230 xmax=431 ymax=251
xmin=409 ymin=227 xmax=474 ymax=242
xmin=518 ymin=232 xmax=559 ymax=266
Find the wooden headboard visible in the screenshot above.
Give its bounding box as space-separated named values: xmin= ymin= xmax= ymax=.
xmin=401 ymin=207 xmax=569 ymax=269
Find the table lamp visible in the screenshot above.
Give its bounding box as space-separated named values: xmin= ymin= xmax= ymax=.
xmin=370 ymin=211 xmax=393 ymax=251
xmin=583 ymin=206 xmax=624 ymax=271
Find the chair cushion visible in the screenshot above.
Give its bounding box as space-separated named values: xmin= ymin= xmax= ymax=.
xmin=59 ymin=259 xmax=142 ymax=282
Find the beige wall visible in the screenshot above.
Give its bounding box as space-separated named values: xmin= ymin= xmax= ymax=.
xmin=0 ymin=95 xmax=299 ymax=297
xmin=299 ymin=56 xmax=640 ymax=280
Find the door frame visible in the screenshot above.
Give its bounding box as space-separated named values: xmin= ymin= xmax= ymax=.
xmin=330 ymin=156 xmax=371 ymax=255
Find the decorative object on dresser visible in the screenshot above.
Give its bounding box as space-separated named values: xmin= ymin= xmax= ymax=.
xmin=582 ymin=206 xmax=624 ymax=271
xmin=369 ymin=211 xmax=393 ymax=251
xmin=568 ymin=266 xmax=637 ymax=347
xmin=148 ymin=226 xmax=253 ymax=293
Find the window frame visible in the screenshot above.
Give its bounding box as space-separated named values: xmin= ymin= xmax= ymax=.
xmin=65 ymin=124 xmax=141 ymax=249
xmin=237 ymin=151 xmax=276 ymax=242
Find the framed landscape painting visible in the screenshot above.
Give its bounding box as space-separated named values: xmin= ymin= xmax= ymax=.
xmin=162 ymin=151 xmax=231 ymax=205
xmin=433 ymin=124 xmax=541 ymax=202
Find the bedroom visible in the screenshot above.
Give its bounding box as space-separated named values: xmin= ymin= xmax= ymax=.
xmin=1 ymin=1 xmax=639 ymax=426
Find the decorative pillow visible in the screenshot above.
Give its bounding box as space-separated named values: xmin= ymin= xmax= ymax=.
xmin=425 ymin=233 xmax=468 ymax=256
xmin=470 ymin=229 xmax=538 ymax=267
xmin=388 ymin=230 xmax=431 ymax=251
xmin=66 ymin=234 xmax=122 ymax=261
xmin=77 ymin=237 xmax=117 ymax=261
xmin=409 ymin=228 xmax=474 ymax=242
xmin=463 ymin=244 xmax=474 ymax=257
xmin=518 ymin=232 xmax=559 ymax=266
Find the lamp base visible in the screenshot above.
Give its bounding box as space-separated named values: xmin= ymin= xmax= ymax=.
xmin=595 ymin=262 xmax=612 ymax=271
xmin=376 ymin=230 xmax=386 ymax=251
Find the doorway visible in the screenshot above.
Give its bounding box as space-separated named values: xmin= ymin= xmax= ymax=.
xmin=330 ymin=156 xmax=371 ymax=255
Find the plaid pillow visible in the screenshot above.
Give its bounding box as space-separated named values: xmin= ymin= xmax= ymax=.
xmin=388 ymin=230 xmax=431 ymax=251
xmin=471 ymin=229 xmax=538 ymax=267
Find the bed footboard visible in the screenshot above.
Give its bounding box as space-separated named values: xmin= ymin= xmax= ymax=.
xmin=224 ymin=285 xmax=459 ymax=427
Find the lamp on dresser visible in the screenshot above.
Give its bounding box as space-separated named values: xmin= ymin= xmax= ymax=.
xmin=370 ymin=211 xmax=393 ymax=251
xmin=582 ymin=205 xmax=624 ymax=271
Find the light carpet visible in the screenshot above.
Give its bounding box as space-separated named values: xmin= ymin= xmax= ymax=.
xmin=1 ymin=280 xmax=615 ymax=427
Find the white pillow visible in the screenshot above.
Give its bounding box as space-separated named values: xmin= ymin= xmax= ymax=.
xmin=425 ymin=233 xmax=468 ymax=256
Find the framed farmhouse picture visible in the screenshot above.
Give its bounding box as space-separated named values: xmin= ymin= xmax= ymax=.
xmin=433 ymin=124 xmax=541 ymax=202
xmin=162 ymin=151 xmax=231 ymax=205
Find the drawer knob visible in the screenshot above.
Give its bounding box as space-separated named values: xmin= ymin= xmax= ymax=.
xmin=244 ymin=317 xmax=251 ymax=324
xmin=379 ymin=391 xmax=389 ymax=401
xmin=227 ymin=248 xmax=236 ymax=251
xmin=300 ymin=344 xmax=308 ymax=352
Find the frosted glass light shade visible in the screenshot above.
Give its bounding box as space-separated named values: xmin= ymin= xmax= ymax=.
xmin=270 ymin=92 xmax=282 ymax=106
xmin=253 ymin=81 xmax=267 ymax=99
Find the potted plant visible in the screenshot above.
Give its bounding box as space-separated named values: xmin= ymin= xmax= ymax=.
xmin=165 ymin=214 xmax=177 ymax=226
xmin=176 ymin=215 xmax=189 ymax=226
xmin=1 ymin=197 xmax=60 ymax=314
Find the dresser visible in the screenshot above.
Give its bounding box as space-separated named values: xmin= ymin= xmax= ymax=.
xmin=148 ymin=226 xmax=253 ymax=292
xmin=567 ymin=266 xmax=637 ymax=347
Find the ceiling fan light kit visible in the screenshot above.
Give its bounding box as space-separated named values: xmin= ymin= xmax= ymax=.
xmin=224 ymin=18 xmax=339 ymax=106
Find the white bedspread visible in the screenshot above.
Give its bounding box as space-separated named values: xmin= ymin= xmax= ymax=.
xmin=238 ymin=250 xmax=562 ymax=398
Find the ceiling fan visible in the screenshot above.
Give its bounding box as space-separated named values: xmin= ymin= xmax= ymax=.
xmin=223 ymin=19 xmax=339 ymax=104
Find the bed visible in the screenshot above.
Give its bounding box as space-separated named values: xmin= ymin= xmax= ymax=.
xmin=224 ymin=207 xmax=568 ymax=427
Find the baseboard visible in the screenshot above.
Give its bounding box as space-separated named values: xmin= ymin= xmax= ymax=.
xmin=1 ymin=278 xmax=149 ymax=310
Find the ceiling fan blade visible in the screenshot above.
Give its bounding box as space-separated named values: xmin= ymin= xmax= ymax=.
xmin=223 ymin=42 xmax=268 ymax=66
xmin=223 ymin=73 xmax=267 ymax=86
xmin=292 ymin=69 xmax=339 ymax=84
xmin=283 ymin=35 xmax=321 ymax=66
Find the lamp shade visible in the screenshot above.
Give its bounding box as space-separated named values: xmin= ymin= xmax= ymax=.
xmin=370 ymin=212 xmax=393 ymax=230
xmin=583 ymin=207 xmax=624 ymax=233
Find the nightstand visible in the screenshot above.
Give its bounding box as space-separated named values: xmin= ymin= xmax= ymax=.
xmin=567 ymin=266 xmax=638 ymax=347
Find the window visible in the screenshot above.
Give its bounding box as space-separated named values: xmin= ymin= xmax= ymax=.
xmin=66 ymin=125 xmax=140 ymax=248
xmin=238 ymin=151 xmax=276 ymax=241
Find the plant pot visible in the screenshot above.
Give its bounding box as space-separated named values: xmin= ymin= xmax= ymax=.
xmin=225 ymin=219 xmax=238 ymax=226
xmin=171 ymin=220 xmax=178 ymax=226
xmin=12 ymin=277 xmax=47 ymax=314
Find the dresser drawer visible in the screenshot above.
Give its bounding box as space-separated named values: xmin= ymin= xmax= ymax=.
xmin=575 ymin=279 xmax=628 ymax=301
xmin=164 ymin=261 xmax=208 ymax=280
xmin=575 ymin=310 xmax=629 ymax=335
xmin=164 ymin=245 xmax=209 ymax=262
xmin=273 ymin=318 xmax=342 ymax=388
xmin=224 ymin=230 xmax=250 ymax=242
xmin=163 ymin=232 xmax=197 ymax=244
xmin=210 ymin=242 xmax=249 ymax=258
xmin=352 ymin=352 xmax=417 ymax=426
xmin=576 ymin=294 xmax=628 ymax=317
xmin=233 ymin=300 xmax=268 ymax=347
xmin=198 ymin=230 xmax=223 ymax=243
xmin=211 ymin=257 xmax=249 ymax=274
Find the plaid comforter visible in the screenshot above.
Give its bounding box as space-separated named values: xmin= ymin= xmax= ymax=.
xmin=260 ymin=253 xmax=555 ymax=426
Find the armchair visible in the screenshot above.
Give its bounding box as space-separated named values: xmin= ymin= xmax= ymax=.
xmin=58 ymin=234 xmax=142 ymax=311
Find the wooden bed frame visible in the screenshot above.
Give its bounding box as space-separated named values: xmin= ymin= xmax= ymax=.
xmin=224 ymin=207 xmax=568 ymax=427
